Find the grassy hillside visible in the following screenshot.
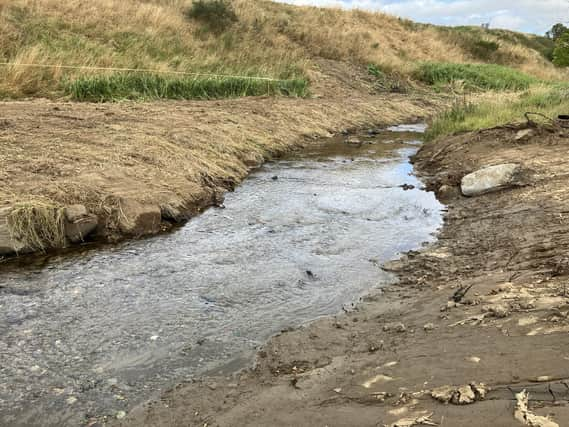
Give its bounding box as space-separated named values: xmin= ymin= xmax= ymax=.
xmin=0 ymin=0 xmax=563 ymax=99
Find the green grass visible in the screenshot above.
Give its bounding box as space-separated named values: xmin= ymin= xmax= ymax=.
xmin=414 ymin=62 xmax=537 ymax=91
xmin=64 ymin=73 xmax=309 ymax=102
xmin=425 ymin=85 xmax=569 ymax=141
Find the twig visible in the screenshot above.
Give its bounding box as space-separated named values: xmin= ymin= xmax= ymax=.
xmin=524 ymin=112 xmax=556 ymax=128
xmin=449 ymin=313 xmax=487 ymax=327
xmin=452 ymin=284 xmax=474 ymax=303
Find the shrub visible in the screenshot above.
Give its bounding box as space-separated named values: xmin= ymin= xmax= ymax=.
xmin=185 ymin=0 xmax=237 ymax=33
xmin=469 ymin=39 xmax=500 ymax=60
xmin=553 ymin=32 xmax=569 ymax=67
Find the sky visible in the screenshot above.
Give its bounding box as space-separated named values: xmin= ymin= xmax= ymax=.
xmin=275 ymin=0 xmax=569 ymax=35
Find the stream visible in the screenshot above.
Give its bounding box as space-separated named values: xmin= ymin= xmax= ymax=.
xmin=0 ymin=124 xmax=443 ymax=426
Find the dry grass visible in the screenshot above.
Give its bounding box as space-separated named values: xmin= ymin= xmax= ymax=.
xmin=6 ymin=200 xmax=66 ymax=251
xmin=0 ymin=0 xmax=564 ymax=98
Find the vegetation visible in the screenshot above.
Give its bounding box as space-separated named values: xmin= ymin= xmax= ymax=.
xmin=414 ymin=62 xmax=537 ymax=91
xmin=426 ymin=85 xmax=569 ymax=141
xmin=435 ymin=25 xmax=555 ymax=63
xmin=64 ymin=73 xmax=309 ymax=101
xmin=553 ymin=32 xmax=569 ymax=67
xmin=185 ymin=0 xmax=238 ymax=33
xmin=0 ymin=0 xmax=565 ymax=99
xmin=7 ymin=200 xmax=66 ymax=252
xmin=546 ymin=23 xmax=568 ymax=41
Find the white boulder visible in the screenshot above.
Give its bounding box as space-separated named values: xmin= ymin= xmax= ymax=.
xmin=461 ymin=164 xmax=522 ymax=197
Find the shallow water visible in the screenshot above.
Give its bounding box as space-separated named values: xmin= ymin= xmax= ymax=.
xmin=0 ymin=124 xmax=442 ymax=425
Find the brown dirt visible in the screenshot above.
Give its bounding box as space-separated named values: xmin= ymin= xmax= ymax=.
xmin=0 ymin=60 xmax=444 ymax=254
xmin=115 ymin=124 xmax=569 ymax=427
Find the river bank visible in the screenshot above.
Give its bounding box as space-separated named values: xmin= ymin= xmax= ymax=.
xmin=118 ymin=122 xmax=569 ymax=426
xmin=0 ymin=61 xmax=445 ymax=258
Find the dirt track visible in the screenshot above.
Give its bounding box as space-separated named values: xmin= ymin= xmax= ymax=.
xmin=116 ymin=124 xmax=569 ymax=426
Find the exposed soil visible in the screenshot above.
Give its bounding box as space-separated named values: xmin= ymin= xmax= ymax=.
xmin=116 ymin=124 xmax=569 ymax=427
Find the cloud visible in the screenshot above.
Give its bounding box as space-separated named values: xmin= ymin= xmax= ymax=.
xmin=275 ymin=0 xmax=569 ymax=34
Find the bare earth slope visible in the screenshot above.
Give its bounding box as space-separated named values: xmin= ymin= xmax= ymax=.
xmin=117 ymin=125 xmax=569 ymax=426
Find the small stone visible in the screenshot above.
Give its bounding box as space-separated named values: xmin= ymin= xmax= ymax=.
xmin=116 ymin=411 xmax=126 ymax=419
xmin=383 ymin=322 xmax=406 ymax=333
xmin=519 ymin=299 xmax=535 ymax=310
xmin=423 ymin=323 xmax=435 ymax=332
xmin=150 ymin=335 xmax=159 ymax=341
xmin=437 ymin=184 xmax=456 ymax=200
xmin=333 ymin=388 xmax=342 ymax=393
xmin=485 ymin=303 xmax=510 ymax=318
xmin=66 ymin=396 xmax=77 ymax=405
xmin=117 ymin=199 xmax=161 ymax=236
xmin=514 ymin=128 xmax=534 ymax=141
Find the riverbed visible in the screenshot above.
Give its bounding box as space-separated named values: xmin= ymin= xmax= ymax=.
xmin=0 ymin=124 xmax=442 ymax=426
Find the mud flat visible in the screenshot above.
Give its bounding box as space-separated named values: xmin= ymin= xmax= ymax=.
xmin=119 ymin=124 xmax=569 ymax=427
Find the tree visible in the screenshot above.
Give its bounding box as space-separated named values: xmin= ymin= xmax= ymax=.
xmin=553 ymin=31 xmax=569 ymax=67
xmin=546 ymin=23 xmax=569 ymax=40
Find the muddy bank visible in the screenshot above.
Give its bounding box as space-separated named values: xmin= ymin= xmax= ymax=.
xmin=119 ymin=124 xmax=569 ymax=427
xmin=0 ymin=63 xmax=446 ymax=258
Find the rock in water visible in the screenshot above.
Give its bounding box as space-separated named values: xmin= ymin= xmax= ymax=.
xmin=460 ymin=163 xmax=522 ymax=197
xmin=118 ymin=199 xmax=162 ymax=236
xmin=64 ymin=204 xmax=98 ymax=243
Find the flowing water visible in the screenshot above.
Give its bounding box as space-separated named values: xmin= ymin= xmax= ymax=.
xmin=0 ymin=124 xmax=442 ymax=426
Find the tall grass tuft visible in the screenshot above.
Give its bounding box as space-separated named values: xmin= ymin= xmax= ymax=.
xmin=7 ymin=201 xmax=66 ymax=252
xmin=415 ymin=62 xmax=537 ymax=91
xmin=64 ymin=73 xmax=309 ymax=102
